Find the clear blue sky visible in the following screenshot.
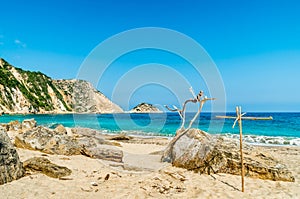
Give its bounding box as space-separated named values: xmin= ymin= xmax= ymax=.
xmin=0 ymin=0 xmax=299 ymax=111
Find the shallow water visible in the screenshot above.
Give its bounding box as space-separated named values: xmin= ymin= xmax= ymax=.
xmin=0 ymin=112 xmax=299 ymax=146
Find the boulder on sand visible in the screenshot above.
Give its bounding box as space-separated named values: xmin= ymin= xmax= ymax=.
xmin=21 ymin=119 xmax=37 ymax=130
xmin=14 ymin=125 xmax=123 ymax=163
xmin=162 ymin=128 xmax=295 ymax=182
xmin=0 ymin=128 xmax=25 ymax=185
xmin=15 ymin=126 xmax=81 ymax=156
xmin=23 ymin=157 xmax=71 ymax=178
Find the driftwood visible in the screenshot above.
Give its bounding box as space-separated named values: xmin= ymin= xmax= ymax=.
xmin=165 ymin=88 xmax=215 ymax=132
xmin=216 ymin=115 xmax=273 ymax=120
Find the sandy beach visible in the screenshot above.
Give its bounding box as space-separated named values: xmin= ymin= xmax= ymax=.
xmin=0 ymin=136 xmax=299 ymax=199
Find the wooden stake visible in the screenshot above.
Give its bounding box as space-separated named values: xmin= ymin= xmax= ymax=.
xmin=216 ymin=108 xmax=272 ymax=192
xmin=236 ymin=106 xmax=245 ymax=192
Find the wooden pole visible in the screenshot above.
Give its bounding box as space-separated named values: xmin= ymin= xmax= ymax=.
xmin=236 ymin=106 xmax=245 ymax=192
xmin=216 ymin=109 xmax=272 ymax=192
xmin=215 ymin=115 xmax=273 ymax=120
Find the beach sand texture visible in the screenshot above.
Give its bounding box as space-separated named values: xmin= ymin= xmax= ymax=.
xmin=0 ymin=139 xmax=299 ymax=199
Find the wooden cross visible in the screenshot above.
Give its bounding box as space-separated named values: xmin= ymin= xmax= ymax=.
xmin=216 ymin=106 xmax=272 ymax=192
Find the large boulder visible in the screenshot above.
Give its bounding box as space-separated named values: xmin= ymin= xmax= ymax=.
xmin=14 ymin=126 xmax=123 ymax=163
xmin=162 ymin=128 xmax=295 ymax=182
xmin=0 ymin=128 xmax=25 ymax=185
xmin=8 ymin=120 xmax=22 ymax=132
xmin=21 ymin=119 xmax=37 ymax=130
xmin=15 ymin=126 xmax=81 ymax=155
xmin=23 ymin=157 xmax=71 ymax=178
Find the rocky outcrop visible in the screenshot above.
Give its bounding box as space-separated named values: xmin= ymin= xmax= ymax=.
xmin=0 ymin=128 xmax=24 ymax=185
xmin=14 ymin=122 xmax=123 ymax=163
xmin=162 ymin=128 xmax=295 ymax=182
xmin=54 ymin=80 xmax=123 ymax=113
xmin=23 ymin=157 xmax=71 ymax=178
xmin=21 ymin=119 xmax=37 ymax=130
xmin=130 ymin=103 xmax=162 ymax=113
xmin=0 ymin=58 xmax=123 ymax=114
xmin=15 ymin=126 xmax=81 ymax=156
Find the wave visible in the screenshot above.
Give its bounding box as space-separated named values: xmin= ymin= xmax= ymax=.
xmin=220 ymin=133 xmax=300 ymax=146
xmin=99 ymin=129 xmax=300 ymax=146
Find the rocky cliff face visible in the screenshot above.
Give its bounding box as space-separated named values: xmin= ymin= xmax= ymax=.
xmin=0 ymin=58 xmax=123 ymax=114
xmin=130 ymin=103 xmax=161 ymax=113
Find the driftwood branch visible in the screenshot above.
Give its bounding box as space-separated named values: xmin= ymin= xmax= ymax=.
xmin=187 ymin=97 xmax=216 ymax=129
xmin=165 ymin=88 xmax=215 ymax=132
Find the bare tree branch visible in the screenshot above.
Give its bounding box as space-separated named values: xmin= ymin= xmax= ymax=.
xmin=165 ymin=89 xmax=215 ymax=133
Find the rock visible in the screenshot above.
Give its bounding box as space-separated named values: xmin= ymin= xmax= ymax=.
xmin=23 ymin=157 xmax=71 ymax=178
xmin=21 ymin=119 xmax=37 ymax=130
xmin=8 ymin=120 xmax=22 ymax=131
xmin=14 ymin=125 xmax=123 ymax=163
xmin=90 ymin=181 xmax=98 ymax=186
xmin=81 ymin=145 xmax=123 ymax=163
xmin=162 ymin=128 xmax=295 ymax=182
xmin=65 ymin=127 xmax=73 ymax=137
xmin=0 ymin=123 xmax=9 ymax=131
xmin=54 ymin=124 xmax=67 ymax=135
xmin=0 ymin=128 xmax=25 ymax=185
xmin=15 ymin=126 xmax=82 ymax=155
xmin=109 ymin=133 xmax=132 ymax=141
xmin=129 ymin=103 xmax=162 ymax=113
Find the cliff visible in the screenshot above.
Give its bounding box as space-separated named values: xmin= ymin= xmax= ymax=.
xmin=0 ymin=58 xmax=123 ymax=114
xmin=129 ymin=103 xmax=162 ymax=113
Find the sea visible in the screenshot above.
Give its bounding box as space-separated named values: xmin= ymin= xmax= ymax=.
xmin=0 ymin=112 xmax=299 ymax=146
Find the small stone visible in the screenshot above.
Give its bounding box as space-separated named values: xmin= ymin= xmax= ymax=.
xmin=104 ymin=174 xmax=110 ymax=181
xmin=90 ymin=182 xmax=98 ymax=186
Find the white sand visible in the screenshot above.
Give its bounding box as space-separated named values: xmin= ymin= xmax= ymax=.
xmin=0 ymin=142 xmax=299 ymax=199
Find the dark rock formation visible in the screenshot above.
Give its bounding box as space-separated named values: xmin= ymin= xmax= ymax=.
xmin=23 ymin=157 xmax=71 ymax=178
xmin=130 ymin=103 xmax=162 ymax=113
xmin=0 ymin=128 xmax=24 ymax=185
xmin=162 ymin=128 xmax=295 ymax=182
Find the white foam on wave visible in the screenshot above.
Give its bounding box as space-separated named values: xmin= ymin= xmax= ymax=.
xmin=97 ymin=129 xmax=300 ymax=146
xmin=220 ymin=133 xmax=300 ymax=146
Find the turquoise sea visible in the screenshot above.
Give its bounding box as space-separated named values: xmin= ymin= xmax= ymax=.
xmin=0 ymin=112 xmax=299 ymax=146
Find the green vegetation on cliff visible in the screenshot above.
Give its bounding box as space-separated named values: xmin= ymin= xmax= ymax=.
xmin=0 ymin=58 xmax=71 ymax=112
xmin=0 ymin=58 xmax=123 ymax=114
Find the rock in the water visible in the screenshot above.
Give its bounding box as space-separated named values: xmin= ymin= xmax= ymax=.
xmin=23 ymin=157 xmax=71 ymax=178
xmin=21 ymin=119 xmax=37 ymax=130
xmin=0 ymin=128 xmax=25 ymax=185
xmin=129 ymin=103 xmax=162 ymax=113
xmin=162 ymin=128 xmax=295 ymax=182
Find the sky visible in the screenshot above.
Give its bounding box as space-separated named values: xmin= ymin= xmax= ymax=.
xmin=0 ymin=0 xmax=299 ymax=111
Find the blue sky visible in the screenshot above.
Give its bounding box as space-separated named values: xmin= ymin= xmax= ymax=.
xmin=0 ymin=0 xmax=299 ymax=111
